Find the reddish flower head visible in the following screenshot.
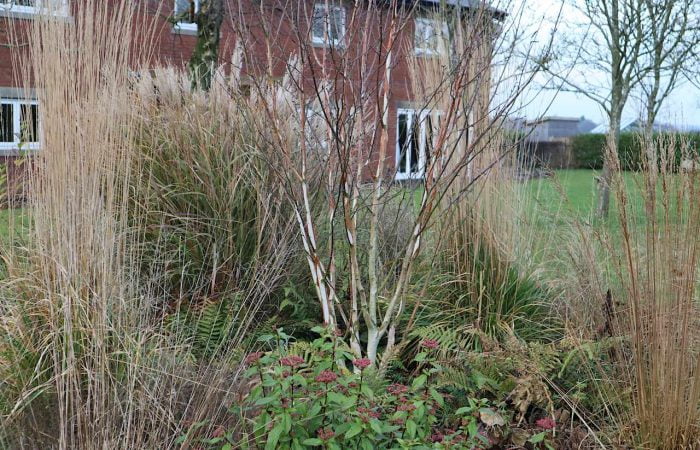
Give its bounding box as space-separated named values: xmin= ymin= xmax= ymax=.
xmin=397 ymin=403 xmax=416 ymax=412
xmin=244 ymin=352 xmax=264 ymax=365
xmin=315 ymin=370 xmax=338 ymax=383
xmin=279 ymin=355 xmax=305 ymax=368
xmin=421 ymin=339 xmax=440 ymax=349
xmin=536 ymin=417 xmax=556 ymax=430
xmin=430 ymin=432 xmax=445 ymax=443
xmin=317 ymin=427 xmax=335 ymax=441
xmin=387 ymin=383 xmax=409 ymax=395
xmin=353 ymin=358 xmax=372 ymax=370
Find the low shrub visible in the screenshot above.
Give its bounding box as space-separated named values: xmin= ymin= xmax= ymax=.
xmin=182 ymin=327 xmax=557 ymax=449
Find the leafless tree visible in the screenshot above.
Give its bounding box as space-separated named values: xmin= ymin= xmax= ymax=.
xmin=638 ymin=0 xmax=700 ymax=131
xmin=540 ymin=0 xmax=648 ymax=217
xmin=221 ymin=0 xmax=552 ymax=369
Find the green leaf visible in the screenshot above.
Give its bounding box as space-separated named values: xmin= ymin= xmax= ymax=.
xmin=360 ymin=438 xmax=374 ymax=450
xmin=258 ymin=334 xmax=275 ymax=342
xmin=282 ymin=412 xmax=292 ymax=433
xmin=529 ymin=431 xmax=547 ymax=443
xmin=411 ymin=374 xmax=428 ymax=390
xmin=302 ymin=438 xmax=323 ymax=446
xmin=222 ymin=444 xmax=233 ymax=450
xmin=307 ymin=402 xmax=322 ymax=418
xmin=414 ymin=352 xmax=427 ymax=362
xmin=369 ymin=419 xmax=383 ymax=434
xmin=455 ymin=406 xmax=473 ymax=415
xmin=405 ymin=419 xmax=417 ymax=439
xmin=265 ymin=423 xmax=284 ymax=450
xmin=345 ymin=423 xmax=363 ymax=439
xmin=467 ymin=420 xmax=478 ymax=438
xmin=327 ymin=391 xmax=345 ymax=403
xmin=429 ymin=388 xmax=444 ymax=407
xmin=255 ymin=396 xmax=277 ymax=406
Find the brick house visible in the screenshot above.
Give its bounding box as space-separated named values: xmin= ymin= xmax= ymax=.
xmin=0 ymin=0 xmax=501 ymax=188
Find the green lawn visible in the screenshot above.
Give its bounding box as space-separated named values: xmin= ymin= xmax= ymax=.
xmin=0 ymin=208 xmax=28 ymax=243
xmin=520 ymin=169 xmax=663 ymax=232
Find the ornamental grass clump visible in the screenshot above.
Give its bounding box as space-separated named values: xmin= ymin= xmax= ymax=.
xmin=0 ymin=3 xmax=295 ymax=448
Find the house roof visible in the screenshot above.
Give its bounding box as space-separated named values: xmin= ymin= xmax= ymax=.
xmin=403 ymin=0 xmax=507 ymax=19
xmin=590 ymin=118 xmax=678 ymax=134
xmin=525 ymin=116 xmax=583 ymax=125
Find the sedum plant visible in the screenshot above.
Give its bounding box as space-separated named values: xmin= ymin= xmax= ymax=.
xmin=183 ymin=326 xmax=550 ymax=449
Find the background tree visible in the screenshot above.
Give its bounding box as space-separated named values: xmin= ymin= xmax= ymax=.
xmin=638 ymin=0 xmax=700 ymax=132
xmin=541 ymin=0 xmax=648 ymax=217
xmin=174 ymin=0 xmax=225 ymax=90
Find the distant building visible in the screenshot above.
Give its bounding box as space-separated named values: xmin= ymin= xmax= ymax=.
xmin=590 ymin=118 xmax=677 ymax=134
xmin=524 ymin=116 xmax=597 ymax=142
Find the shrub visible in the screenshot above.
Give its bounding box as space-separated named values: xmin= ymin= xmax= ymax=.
xmin=185 ymin=327 xmax=553 ymax=449
xmin=571 ymin=132 xmax=700 ymax=170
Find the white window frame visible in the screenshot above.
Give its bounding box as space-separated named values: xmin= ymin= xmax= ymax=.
xmin=0 ymin=99 xmax=40 ymax=152
xmin=174 ymin=0 xmax=199 ymax=32
xmin=0 ymin=0 xmax=69 ymax=17
xmin=414 ymin=17 xmax=449 ymax=56
xmin=311 ymin=3 xmax=346 ymax=48
xmin=396 ymin=108 xmax=441 ymax=181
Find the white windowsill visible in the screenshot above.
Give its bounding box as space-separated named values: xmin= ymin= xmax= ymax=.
xmin=0 ymin=4 xmax=70 ymax=20
xmin=0 ymin=145 xmax=39 ymax=156
xmin=395 ymin=172 xmax=424 ymax=181
xmin=172 ymin=22 xmax=198 ymax=36
xmin=414 ymin=48 xmax=443 ymax=57
xmin=311 ymin=37 xmax=345 ymax=49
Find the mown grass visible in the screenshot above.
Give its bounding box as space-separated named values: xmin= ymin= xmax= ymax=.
xmin=521 ymin=168 xmax=689 ymax=228
xmin=0 ymin=208 xmax=28 ymax=243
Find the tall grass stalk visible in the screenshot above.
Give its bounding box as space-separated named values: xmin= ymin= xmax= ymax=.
xmin=0 ymin=3 xmax=292 ymax=447
xmin=610 ymin=135 xmax=700 ymax=448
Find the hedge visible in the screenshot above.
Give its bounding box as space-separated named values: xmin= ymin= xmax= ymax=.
xmin=571 ymin=132 xmax=700 ymax=171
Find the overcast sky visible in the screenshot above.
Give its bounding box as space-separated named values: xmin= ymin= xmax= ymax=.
xmin=511 ymin=0 xmax=700 ymax=129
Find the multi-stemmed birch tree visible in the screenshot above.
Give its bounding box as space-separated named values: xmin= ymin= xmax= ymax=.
xmin=227 ymin=0 xmax=550 ymax=368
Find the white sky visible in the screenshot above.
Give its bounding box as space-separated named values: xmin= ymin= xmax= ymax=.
xmin=510 ymin=0 xmax=700 ymax=130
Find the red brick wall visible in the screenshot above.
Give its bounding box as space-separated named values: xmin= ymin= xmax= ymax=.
xmin=0 ymin=1 xmax=441 ymax=182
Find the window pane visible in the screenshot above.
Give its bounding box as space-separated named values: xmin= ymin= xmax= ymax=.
xmin=329 ymin=8 xmax=344 ymax=42
xmin=425 ymin=115 xmax=433 ymax=167
xmin=410 ymin=114 xmax=420 ymax=173
xmin=21 ymin=104 xmax=38 ymax=143
xmin=0 ymin=104 xmax=13 ymax=143
xmin=175 ymin=0 xmax=196 ymax=23
xmin=397 ymin=112 xmax=409 ymax=173
xmin=414 ymin=21 xmax=425 ymax=50
xmin=312 ymin=6 xmax=326 ymax=41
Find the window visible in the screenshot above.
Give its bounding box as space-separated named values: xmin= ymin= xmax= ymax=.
xmin=0 ymin=0 xmax=69 ymax=16
xmin=311 ymin=3 xmax=346 ymax=47
xmin=0 ymin=99 xmax=40 ymax=151
xmin=414 ymin=18 xmax=449 ymax=56
xmin=174 ymin=0 xmax=198 ymax=31
xmin=396 ymin=109 xmax=440 ymax=180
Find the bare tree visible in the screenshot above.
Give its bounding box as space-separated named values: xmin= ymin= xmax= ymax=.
xmin=540 ymin=0 xmax=648 ymax=217
xmin=222 ymin=0 xmax=550 ymax=369
xmin=639 ymin=0 xmax=700 ymax=132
